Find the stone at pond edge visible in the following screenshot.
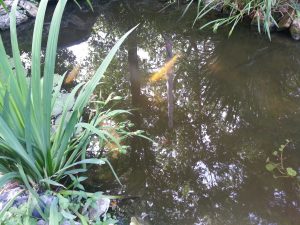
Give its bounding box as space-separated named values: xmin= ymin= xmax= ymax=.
xmin=277 ymin=9 xmax=295 ymax=31
xmin=65 ymin=14 xmax=87 ymax=30
xmin=290 ymin=18 xmax=300 ymax=40
xmin=251 ymin=11 xmax=276 ymax=32
xmin=0 ymin=10 xmax=28 ymax=30
xmin=0 ymin=187 xmax=110 ymax=223
xmin=0 ymin=0 xmax=38 ymax=30
xmin=19 ymin=0 xmax=38 ymax=17
xmin=37 ymin=220 xmax=81 ymax=225
xmin=37 ymin=220 xmax=47 ymax=225
xmin=32 ymin=195 xmax=57 ymax=219
xmin=87 ymin=198 xmax=110 ymax=221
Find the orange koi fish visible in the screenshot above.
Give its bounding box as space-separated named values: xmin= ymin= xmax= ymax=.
xmin=149 ymin=54 xmax=180 ymax=82
xmin=65 ymin=65 xmax=80 ymax=84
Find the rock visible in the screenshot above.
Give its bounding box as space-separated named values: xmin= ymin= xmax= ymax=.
xmin=251 ymin=12 xmax=276 ymax=32
xmin=32 ymin=194 xmax=57 ymax=219
xmin=0 ymin=10 xmax=28 ymax=30
xmin=87 ymin=198 xmax=110 ymax=220
xmin=52 ymin=92 xmax=75 ymax=117
xmin=15 ymin=10 xmax=28 ymax=24
xmin=0 ymin=187 xmax=24 ymax=211
xmin=37 ymin=220 xmax=79 ymax=225
xmin=0 ymin=7 xmax=7 ymax=16
xmin=130 ymin=215 xmax=151 ymax=225
xmin=14 ymin=195 xmax=28 ymax=207
xmin=3 ymin=0 xmax=13 ymax=7
xmin=67 ymin=14 xmax=87 ymax=30
xmin=37 ymin=220 xmax=48 ymax=225
xmin=19 ymin=0 xmax=38 ymax=17
xmin=40 ymin=194 xmax=57 ymax=207
xmin=130 ymin=217 xmax=143 ymax=225
xmin=61 ymin=221 xmax=81 ymax=225
xmin=290 ymin=18 xmax=300 ymax=40
xmin=277 ymin=9 xmax=295 ymax=31
xmin=0 ymin=0 xmax=38 ymax=30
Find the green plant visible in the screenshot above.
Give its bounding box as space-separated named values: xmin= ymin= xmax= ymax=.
xmin=0 ymin=190 xmax=120 ymax=224
xmin=265 ymin=139 xmax=297 ymax=178
xmin=0 ymin=0 xmax=138 ymax=193
xmin=0 ymin=0 xmax=7 ymax=11
xmin=176 ymin=0 xmax=292 ymax=39
xmin=191 ymin=0 xmax=278 ymax=38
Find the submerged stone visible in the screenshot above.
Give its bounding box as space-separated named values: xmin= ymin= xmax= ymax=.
xmin=87 ymin=197 xmax=110 ymax=220
xmin=290 ymin=18 xmax=300 ymax=40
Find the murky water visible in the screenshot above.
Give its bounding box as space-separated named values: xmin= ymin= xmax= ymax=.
xmin=2 ymin=1 xmax=300 ymax=224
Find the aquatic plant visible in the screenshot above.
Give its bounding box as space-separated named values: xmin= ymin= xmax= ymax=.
xmin=166 ymin=0 xmax=294 ymax=39
xmin=265 ymin=140 xmax=297 ymax=178
xmin=0 ymin=0 xmax=138 ymax=193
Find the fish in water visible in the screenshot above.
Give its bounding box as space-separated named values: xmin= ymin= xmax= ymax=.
xmin=149 ymin=54 xmax=180 ymax=82
xmin=65 ymin=65 xmax=80 ymax=84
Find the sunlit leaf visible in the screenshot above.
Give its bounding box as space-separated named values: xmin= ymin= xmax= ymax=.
xmin=286 ymin=167 xmax=297 ymax=177
xmin=266 ymin=163 xmax=276 ymax=172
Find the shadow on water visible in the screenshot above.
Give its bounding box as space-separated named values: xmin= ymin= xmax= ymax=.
xmin=2 ymin=0 xmax=300 ymax=224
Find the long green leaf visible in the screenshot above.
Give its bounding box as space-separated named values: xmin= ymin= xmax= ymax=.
xmin=0 ymin=172 xmax=20 ymax=187
xmin=31 ymin=0 xmax=49 ymax=153
xmin=0 ymin=0 xmax=8 ymax=12
xmin=54 ymin=25 xmax=139 ymax=159
xmin=42 ymin=0 xmax=68 ymax=152
xmin=10 ymin=0 xmax=28 ymax=98
xmin=0 ymin=117 xmax=38 ymax=175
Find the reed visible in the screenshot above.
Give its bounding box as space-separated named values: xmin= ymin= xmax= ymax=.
xmin=0 ymin=0 xmax=137 ymax=192
xmin=167 ymin=0 xmax=294 ymax=39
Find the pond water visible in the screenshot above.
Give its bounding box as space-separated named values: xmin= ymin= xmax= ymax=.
xmin=2 ymin=1 xmax=300 ymax=224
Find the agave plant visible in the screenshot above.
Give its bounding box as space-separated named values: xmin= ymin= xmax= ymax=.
xmin=0 ymin=0 xmax=137 ymax=192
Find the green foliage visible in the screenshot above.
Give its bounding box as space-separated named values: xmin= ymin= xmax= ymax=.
xmin=286 ymin=167 xmax=297 ymax=177
xmin=176 ymin=0 xmax=292 ymax=39
xmin=191 ymin=0 xmax=277 ymax=38
xmin=265 ymin=140 xmax=297 ymax=178
xmin=0 ymin=0 xmax=8 ymax=11
xmin=0 ymin=190 xmax=119 ymax=225
xmin=0 ymin=0 xmax=138 ymax=192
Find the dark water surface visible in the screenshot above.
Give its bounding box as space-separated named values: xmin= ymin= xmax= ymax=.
xmin=2 ymin=1 xmax=300 ymax=224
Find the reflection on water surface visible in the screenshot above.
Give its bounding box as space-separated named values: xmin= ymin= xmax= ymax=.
xmin=2 ymin=1 xmax=300 ymax=224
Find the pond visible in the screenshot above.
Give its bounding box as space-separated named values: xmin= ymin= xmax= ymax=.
xmin=1 ymin=1 xmax=300 ymax=224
